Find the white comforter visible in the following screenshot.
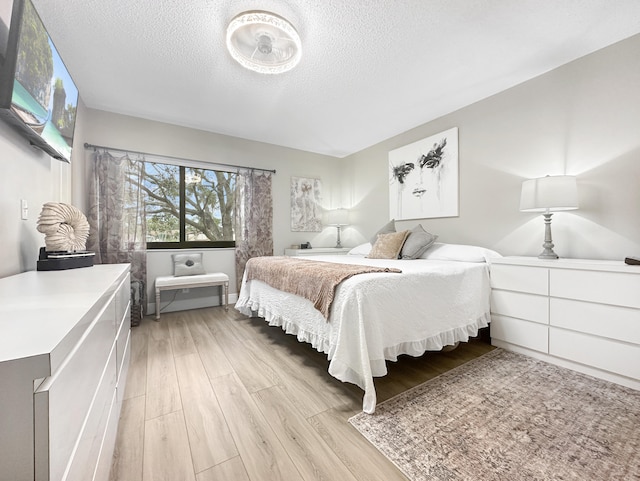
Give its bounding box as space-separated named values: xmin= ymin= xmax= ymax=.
xmin=235 ymin=255 xmax=491 ymax=413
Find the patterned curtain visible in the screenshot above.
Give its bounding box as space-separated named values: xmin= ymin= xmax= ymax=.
xmin=235 ymin=170 xmax=273 ymax=291
xmin=86 ymin=150 xmax=147 ymax=324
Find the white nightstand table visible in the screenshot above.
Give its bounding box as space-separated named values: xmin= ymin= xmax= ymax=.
xmin=489 ymin=256 xmax=640 ymax=391
xmin=284 ymin=247 xmax=351 ymax=256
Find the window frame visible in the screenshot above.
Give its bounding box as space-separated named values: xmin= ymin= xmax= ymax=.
xmin=145 ymin=164 xmax=236 ymax=250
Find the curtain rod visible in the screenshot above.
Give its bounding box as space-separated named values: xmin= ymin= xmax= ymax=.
xmin=83 ymin=142 xmax=276 ymax=174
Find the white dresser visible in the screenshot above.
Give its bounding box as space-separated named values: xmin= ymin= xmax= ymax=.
xmin=490 ymin=257 xmax=640 ymax=390
xmin=0 ymin=264 xmax=131 ymax=481
xmin=284 ymin=247 xmax=351 ymax=256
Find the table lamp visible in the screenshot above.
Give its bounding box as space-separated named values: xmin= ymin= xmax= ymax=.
xmin=326 ymin=208 xmax=350 ymax=248
xmin=520 ymin=175 xmax=578 ymax=259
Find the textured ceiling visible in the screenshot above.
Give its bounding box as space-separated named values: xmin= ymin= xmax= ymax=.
xmin=31 ymin=0 xmax=640 ymax=158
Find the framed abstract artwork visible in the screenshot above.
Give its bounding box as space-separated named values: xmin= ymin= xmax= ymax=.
xmin=389 ymin=127 xmax=459 ymax=220
xmin=290 ymin=176 xmax=322 ymax=231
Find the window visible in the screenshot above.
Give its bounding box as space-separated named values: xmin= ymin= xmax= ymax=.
xmin=143 ymin=162 xmax=237 ymax=248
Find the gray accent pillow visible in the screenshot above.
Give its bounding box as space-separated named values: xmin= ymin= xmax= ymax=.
xmin=370 ymin=219 xmax=396 ymax=244
xmin=173 ymin=253 xmax=206 ymax=277
xmin=401 ymin=225 xmax=438 ymax=259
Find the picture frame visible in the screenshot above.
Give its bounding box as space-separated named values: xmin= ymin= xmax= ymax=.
xmin=389 ymin=127 xmax=459 ymax=220
xmin=290 ymin=176 xmax=322 ymax=232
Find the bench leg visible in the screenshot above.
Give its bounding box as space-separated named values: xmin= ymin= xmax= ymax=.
xmin=223 ymin=282 xmax=229 ymax=310
xmin=155 ymin=287 xmax=161 ymax=321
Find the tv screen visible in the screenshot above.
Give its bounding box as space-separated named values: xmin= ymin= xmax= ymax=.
xmin=0 ymin=0 xmax=78 ymax=163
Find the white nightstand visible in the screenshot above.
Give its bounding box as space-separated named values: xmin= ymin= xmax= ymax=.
xmin=490 ymin=256 xmax=640 ymax=390
xmin=284 ymin=247 xmax=351 ymax=256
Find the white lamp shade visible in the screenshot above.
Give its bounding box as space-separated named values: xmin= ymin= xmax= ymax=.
xmin=326 ymin=208 xmax=349 ymax=225
xmin=520 ymin=175 xmax=578 ymax=212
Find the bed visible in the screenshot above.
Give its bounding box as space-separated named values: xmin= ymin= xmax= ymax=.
xmin=235 ymin=241 xmax=501 ymax=413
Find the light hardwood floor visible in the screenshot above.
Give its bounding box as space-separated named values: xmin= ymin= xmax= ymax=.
xmin=110 ymin=306 xmax=493 ymax=481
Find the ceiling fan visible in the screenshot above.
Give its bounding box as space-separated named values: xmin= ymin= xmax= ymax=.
xmin=226 ymin=11 xmax=302 ymax=74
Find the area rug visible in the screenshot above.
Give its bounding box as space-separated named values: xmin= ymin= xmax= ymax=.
xmin=349 ymin=349 xmax=640 ymax=481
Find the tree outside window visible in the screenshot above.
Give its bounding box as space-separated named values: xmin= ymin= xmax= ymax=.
xmin=143 ymin=162 xmax=236 ymax=248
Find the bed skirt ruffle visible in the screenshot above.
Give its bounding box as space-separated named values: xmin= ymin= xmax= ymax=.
xmin=236 ymin=290 xmax=491 ymax=414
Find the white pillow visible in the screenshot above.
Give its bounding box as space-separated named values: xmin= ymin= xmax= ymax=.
xmin=348 ymin=243 xmax=372 ymax=256
xmin=173 ymin=252 xmax=206 ymax=276
xmin=420 ymin=243 xmax=502 ymax=263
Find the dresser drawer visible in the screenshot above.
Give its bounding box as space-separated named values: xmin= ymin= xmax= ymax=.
xmin=490 ymin=264 xmax=548 ymax=295
xmin=491 ymin=290 xmax=549 ymax=324
xmin=549 ymin=328 xmax=640 ymax=380
xmin=550 ymin=269 xmax=640 ymax=309
xmin=34 ymin=296 xmax=116 ymax=481
xmin=116 ymin=304 xmax=131 ymax=382
xmin=491 ymin=314 xmax=548 ymax=352
xmin=549 ymin=327 xmax=640 ymax=380
xmin=115 ymin=273 xmax=131 ymax=332
xmin=93 ymin=390 xmax=120 ymax=481
xmin=65 ymin=343 xmax=117 ymax=481
xmin=117 ymin=329 xmax=132 ymax=406
xmin=550 ymin=298 xmax=640 ymax=344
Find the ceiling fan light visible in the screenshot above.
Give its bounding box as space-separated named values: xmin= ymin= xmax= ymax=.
xmin=226 ymin=10 xmax=302 ymax=74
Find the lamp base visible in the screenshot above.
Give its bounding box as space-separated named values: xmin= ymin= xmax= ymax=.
xmin=538 ymin=212 xmax=559 ymax=259
xmin=335 ymin=226 xmax=343 ymax=248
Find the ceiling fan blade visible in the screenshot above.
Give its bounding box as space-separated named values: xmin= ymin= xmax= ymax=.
xmin=250 ymin=45 xmax=259 ymax=60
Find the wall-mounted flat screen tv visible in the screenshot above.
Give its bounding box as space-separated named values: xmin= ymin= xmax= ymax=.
xmin=0 ymin=0 xmax=78 ymax=163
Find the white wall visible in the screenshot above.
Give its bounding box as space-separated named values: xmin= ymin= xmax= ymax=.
xmin=80 ymin=109 xmax=343 ymax=312
xmin=4 ymin=32 xmax=638 ymax=311
xmin=0 ymin=98 xmax=86 ymax=278
xmin=342 ymin=34 xmax=640 ymax=261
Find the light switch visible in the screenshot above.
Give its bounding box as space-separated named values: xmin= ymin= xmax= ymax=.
xmin=21 ymin=199 xmax=28 ymax=220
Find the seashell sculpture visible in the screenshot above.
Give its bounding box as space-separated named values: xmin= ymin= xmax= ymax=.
xmin=37 ymin=202 xmax=90 ymax=252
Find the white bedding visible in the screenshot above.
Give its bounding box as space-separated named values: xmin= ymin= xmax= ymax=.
xmin=235 ymin=254 xmax=492 ymax=413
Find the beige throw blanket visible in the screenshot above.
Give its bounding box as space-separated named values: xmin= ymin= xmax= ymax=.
xmin=245 ymin=256 xmax=402 ymax=318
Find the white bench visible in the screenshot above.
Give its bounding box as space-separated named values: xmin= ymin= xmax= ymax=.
xmin=155 ymin=272 xmax=229 ymax=320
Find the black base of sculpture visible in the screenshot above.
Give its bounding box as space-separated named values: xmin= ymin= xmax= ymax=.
xmin=36 ymin=247 xmax=95 ymax=271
